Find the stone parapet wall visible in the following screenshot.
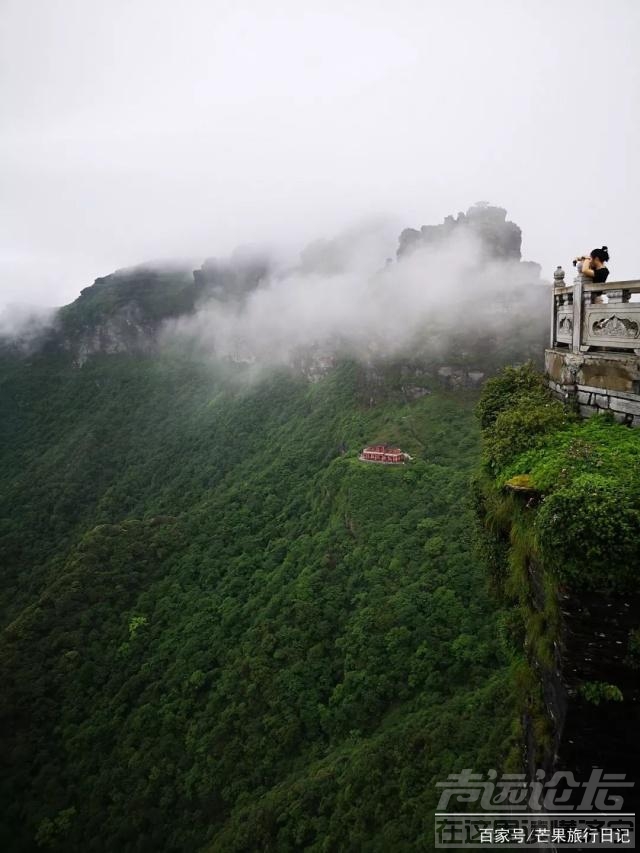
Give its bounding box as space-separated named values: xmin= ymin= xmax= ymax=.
xmin=545 ymin=348 xmax=640 ymax=426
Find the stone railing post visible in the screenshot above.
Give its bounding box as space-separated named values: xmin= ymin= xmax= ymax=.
xmin=572 ymin=275 xmax=583 ymax=353
xmin=551 ymin=266 xmax=564 ymax=348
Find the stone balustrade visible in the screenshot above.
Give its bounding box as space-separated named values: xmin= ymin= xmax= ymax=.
xmin=551 ymin=268 xmax=640 ymax=354
xmin=546 ymin=267 xmax=640 ymax=425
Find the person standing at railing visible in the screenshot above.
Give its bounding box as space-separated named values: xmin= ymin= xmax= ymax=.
xmin=573 ymin=246 xmax=610 ymax=283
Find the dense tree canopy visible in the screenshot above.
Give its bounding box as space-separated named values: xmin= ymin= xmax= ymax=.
xmin=0 ymin=353 xmax=520 ymax=851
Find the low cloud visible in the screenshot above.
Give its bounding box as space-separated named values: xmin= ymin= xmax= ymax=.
xmin=0 ymin=303 xmax=57 ymax=350
xmin=164 ymin=219 xmax=548 ymax=370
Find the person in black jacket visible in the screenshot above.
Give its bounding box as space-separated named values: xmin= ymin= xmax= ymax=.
xmin=573 ymin=246 xmax=610 ymax=283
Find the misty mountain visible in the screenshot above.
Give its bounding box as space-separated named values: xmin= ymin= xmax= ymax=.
xmin=2 ymin=3 xmax=636 ymax=847
xmin=5 ymin=204 xmax=549 ymax=375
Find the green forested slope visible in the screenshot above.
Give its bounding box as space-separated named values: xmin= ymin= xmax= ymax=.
xmin=0 ymin=354 xmax=519 ymax=852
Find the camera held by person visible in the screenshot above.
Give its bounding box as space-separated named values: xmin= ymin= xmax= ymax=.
xmin=572 ymin=247 xmax=610 ymax=283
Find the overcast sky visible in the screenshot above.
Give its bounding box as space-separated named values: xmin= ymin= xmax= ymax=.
xmin=1 ymin=0 xmax=638 ymax=311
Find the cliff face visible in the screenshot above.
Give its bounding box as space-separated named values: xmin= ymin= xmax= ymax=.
xmin=43 ymin=264 xmax=200 ymax=365
xmin=556 ymin=587 xmax=640 ymax=810
xmin=505 ymin=545 xmax=640 ymax=807
xmin=492 ymin=521 xmax=640 ymax=814
xmin=475 ymin=365 xmax=640 ymax=811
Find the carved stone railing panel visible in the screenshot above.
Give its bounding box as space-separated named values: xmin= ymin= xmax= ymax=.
xmin=556 ymin=306 xmax=573 ymax=343
xmin=583 ymin=305 xmax=640 ymax=352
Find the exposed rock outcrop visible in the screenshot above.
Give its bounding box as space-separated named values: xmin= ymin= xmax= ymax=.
xmin=42 ymin=264 xmax=199 ymax=364
xmin=398 ymin=202 xmax=523 ymax=261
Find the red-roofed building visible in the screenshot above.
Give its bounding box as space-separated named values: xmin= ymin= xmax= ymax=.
xmin=359 ymin=444 xmax=405 ymax=464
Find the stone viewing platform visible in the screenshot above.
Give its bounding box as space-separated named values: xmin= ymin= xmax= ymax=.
xmin=546 ymin=267 xmax=640 ymax=425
